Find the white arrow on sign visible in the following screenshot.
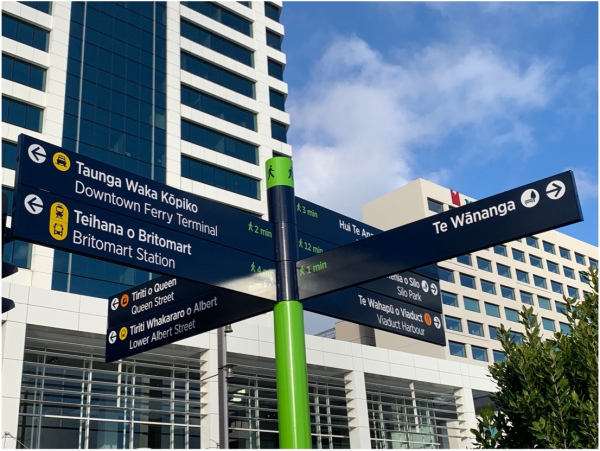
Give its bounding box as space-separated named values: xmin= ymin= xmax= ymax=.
xmin=108 ymin=331 xmax=117 ymax=344
xmin=433 ymin=316 xmax=442 ymax=329
xmin=24 ymin=194 xmax=44 ymax=214
xmin=110 ymin=297 xmax=120 ymax=311
xmin=28 ymin=144 xmax=46 ymax=163
xmin=430 ymin=284 xmax=438 ymax=296
xmin=546 ymin=181 xmax=565 ymax=200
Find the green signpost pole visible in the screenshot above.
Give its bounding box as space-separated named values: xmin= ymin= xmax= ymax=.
xmin=266 ymin=157 xmax=312 ymax=448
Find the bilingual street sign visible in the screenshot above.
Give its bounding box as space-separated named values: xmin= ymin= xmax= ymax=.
xmin=108 ymin=275 xmax=216 ymax=328
xmin=12 ymin=185 xmax=276 ymax=300
xmin=295 ymin=196 xmax=442 ymax=312
xmin=106 ymin=284 xmax=273 ymax=362
xmin=297 ymin=171 xmax=583 ymax=300
xmin=15 ymin=134 xmax=276 ymax=260
xmin=12 ymin=135 xmax=276 ymax=300
xmin=303 ymin=287 xmax=445 ymax=345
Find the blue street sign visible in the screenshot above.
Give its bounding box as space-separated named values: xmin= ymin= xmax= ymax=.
xmin=295 ymin=197 xmax=442 ymax=311
xmin=108 ymin=275 xmax=217 ymax=328
xmin=12 ymin=185 xmax=276 ymax=300
xmin=16 ymin=134 xmax=275 ymax=260
xmin=106 ymin=287 xmax=273 ymax=362
xmin=303 ymin=287 xmax=445 ymax=345
xmin=297 ymin=171 xmax=584 ymax=300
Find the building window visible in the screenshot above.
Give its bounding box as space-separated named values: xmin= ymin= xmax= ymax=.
xmin=269 ymin=88 xmax=286 ymax=111
xmin=182 ymin=1 xmax=252 ymax=36
xmin=555 ymin=301 xmax=567 ymax=314
xmin=438 ymin=267 xmax=454 ymax=283
xmin=559 ymin=323 xmax=571 ymax=334
xmin=567 ymin=286 xmax=579 ymax=299
xmin=181 ymin=51 xmax=255 ymax=98
xmin=477 ymin=257 xmax=492 ymax=272
xmin=20 ymin=2 xmax=52 ymax=14
xmin=497 ymin=263 xmax=511 ymax=278
xmin=2 ymin=54 xmax=46 ymax=91
xmin=520 ymin=290 xmax=533 ymax=305
xmin=445 ymin=316 xmax=462 ymax=332
xmin=575 ymin=253 xmax=587 ymax=266
xmin=559 ymin=247 xmax=571 ymax=260
xmin=579 ymin=271 xmax=589 ymax=283
xmin=493 ymin=350 xmax=506 ymax=362
xmin=271 ymin=119 xmax=287 ymax=143
xmin=467 ymin=321 xmax=484 ymax=337
xmin=563 ymin=266 xmax=575 ymax=279
xmin=181 ymin=85 xmax=257 ymax=130
xmin=529 ymin=254 xmax=543 ymax=268
xmin=505 ymin=308 xmax=519 ymax=322
xmin=547 ymin=261 xmax=560 ymax=274
xmin=509 ymin=331 xmax=523 ymax=344
xmin=268 ymin=58 xmax=284 ymax=80
xmin=533 ymin=275 xmax=547 ymax=289
xmin=427 ymin=198 xmax=444 ymax=213
xmin=471 ymin=346 xmax=488 ymax=362
xmin=543 ymin=241 xmax=555 ymax=254
xmin=181 ymin=18 xmax=253 ymax=67
xmin=526 ymin=236 xmax=538 ymax=248
xmin=266 ymin=29 xmax=283 ymax=51
xmin=2 ymin=140 xmax=17 ymax=170
xmin=489 ymin=326 xmax=499 ymax=340
xmin=516 ymin=269 xmax=529 ymax=284
xmin=463 ymin=297 xmax=480 ymax=313
xmin=590 ymin=258 xmax=598 ymax=268
xmin=493 ymin=244 xmax=508 ymax=257
xmin=480 ymin=279 xmax=496 ymax=294
xmin=449 ymin=341 xmax=466 ymax=358
xmin=456 ymin=254 xmax=471 ymax=265
xmin=265 ymin=2 xmax=281 ymax=22
xmin=2 ymin=14 xmax=49 ymax=51
xmin=484 ymin=302 xmax=500 ymax=318
xmin=537 ymin=296 xmax=551 ymax=310
xmin=500 ymin=286 xmax=515 ymax=300
xmin=542 ymin=318 xmax=555 ymax=332
xmin=441 ymin=291 xmax=458 ymax=307
xmin=181 ymin=156 xmax=260 ymax=199
xmin=2 ymin=96 xmax=43 ymax=132
xmin=512 ymin=248 xmax=525 ymax=263
xmin=550 ymin=281 xmax=563 ymax=295
xmin=459 ymin=273 xmax=475 ymax=289
xmin=181 ymin=119 xmax=258 ymax=164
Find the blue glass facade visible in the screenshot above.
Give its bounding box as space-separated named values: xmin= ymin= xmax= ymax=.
xmin=181 ymin=18 xmax=253 ymax=67
xmin=181 ymin=51 xmax=255 ymax=98
xmin=181 ymin=155 xmax=260 ymax=200
xmin=266 ymin=29 xmax=282 ymax=51
xmin=2 ymin=13 xmax=49 ymax=51
xmin=182 ymin=1 xmax=252 ymax=37
xmin=182 ymin=84 xmax=256 ymax=130
xmin=264 ymin=2 xmax=281 ymax=22
xmin=271 ymin=119 xmax=287 ymax=143
xmin=2 ymin=54 xmax=46 ymax=91
xmin=268 ymin=58 xmax=284 ymax=80
xmin=2 ymin=97 xmax=43 ymax=132
xmin=269 ymin=88 xmax=285 ymax=111
xmin=53 ymin=1 xmax=167 ymax=298
xmin=19 ymin=2 xmax=52 ymax=14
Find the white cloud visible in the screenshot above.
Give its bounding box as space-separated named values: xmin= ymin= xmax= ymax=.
xmin=567 ymin=168 xmax=598 ymax=201
xmin=288 ymin=36 xmax=555 ymax=218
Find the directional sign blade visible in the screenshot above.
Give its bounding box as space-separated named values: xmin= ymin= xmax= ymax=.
xmin=303 ymin=287 xmax=445 ymax=345
xmin=106 ymin=287 xmax=273 ymax=362
xmin=297 ymin=171 xmax=583 ymax=300
xmin=108 ymin=275 xmax=217 ymax=328
xmin=12 ymin=185 xmax=276 ymax=300
xmin=296 ymin=197 xmax=442 ymax=311
xmin=16 ymin=134 xmax=275 ymax=260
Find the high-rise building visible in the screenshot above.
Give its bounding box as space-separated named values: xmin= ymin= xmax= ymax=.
xmin=2 ymin=2 xmax=596 ymax=450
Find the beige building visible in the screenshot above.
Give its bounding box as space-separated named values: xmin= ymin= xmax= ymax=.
xmin=337 ymin=178 xmax=598 ymax=366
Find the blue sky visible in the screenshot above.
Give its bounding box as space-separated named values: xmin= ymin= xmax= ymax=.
xmin=279 ymin=1 xmax=598 ymax=333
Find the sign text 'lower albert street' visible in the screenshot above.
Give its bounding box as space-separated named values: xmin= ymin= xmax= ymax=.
xmin=106 ymin=275 xmax=272 ymax=362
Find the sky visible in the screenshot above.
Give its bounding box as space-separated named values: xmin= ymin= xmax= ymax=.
xmin=278 ymin=1 xmax=599 ymax=333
